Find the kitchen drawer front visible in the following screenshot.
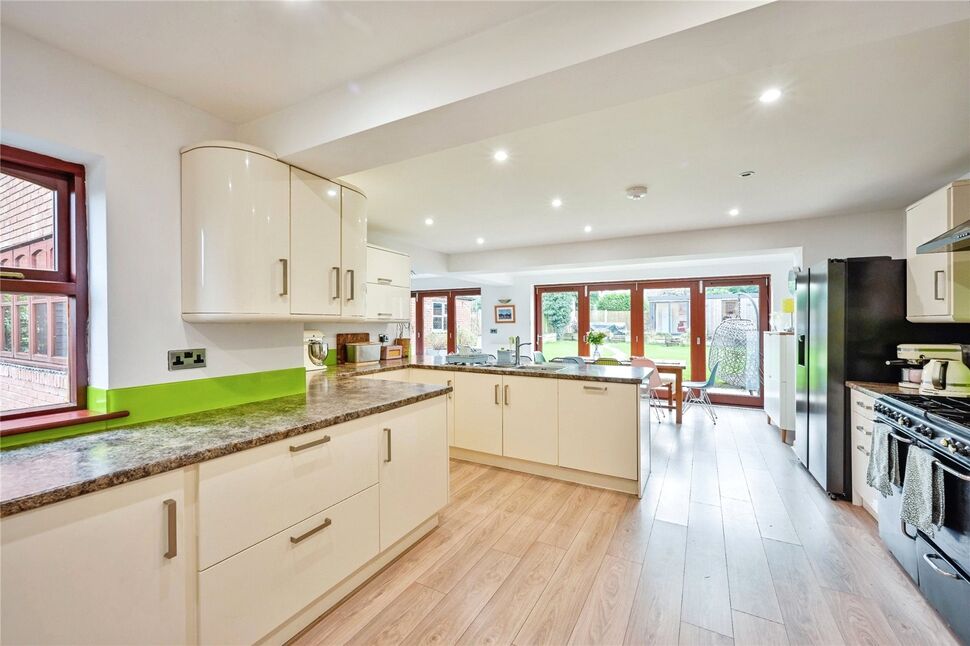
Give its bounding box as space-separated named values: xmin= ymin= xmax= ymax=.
xmin=198 ymin=417 xmax=380 ymax=569
xmin=851 ymin=441 xmax=879 ymax=516
xmin=850 ymin=389 xmax=876 ymax=421
xmin=558 ymin=381 xmax=638 ymax=480
xmin=366 ymin=283 xmax=410 ymax=321
xmin=199 ymin=485 xmax=380 ymax=645
xmin=850 ymin=411 xmax=875 ymax=447
xmin=366 ymin=246 xmax=411 ymax=288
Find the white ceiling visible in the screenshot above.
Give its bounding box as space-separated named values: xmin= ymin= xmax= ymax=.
xmin=345 ymin=19 xmax=970 ymax=254
xmin=0 ymin=1 xmax=546 ymax=123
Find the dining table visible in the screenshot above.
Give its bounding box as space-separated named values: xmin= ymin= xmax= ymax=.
xmin=561 ymin=356 xmax=687 ymax=424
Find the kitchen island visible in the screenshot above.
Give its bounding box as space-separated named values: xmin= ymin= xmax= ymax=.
xmin=353 ymin=357 xmax=653 ymax=497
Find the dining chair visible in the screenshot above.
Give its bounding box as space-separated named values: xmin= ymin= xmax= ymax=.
xmin=559 ymin=356 xmax=585 ymax=365
xmin=593 ymin=357 xmax=621 ymax=365
xmin=682 ymin=361 xmax=720 ymax=424
xmin=631 ymin=357 xmax=671 ymax=422
xmin=533 ymin=351 xmax=546 ymax=364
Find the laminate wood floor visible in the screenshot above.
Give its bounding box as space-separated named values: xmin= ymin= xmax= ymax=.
xmin=293 ymin=406 xmax=960 ymax=646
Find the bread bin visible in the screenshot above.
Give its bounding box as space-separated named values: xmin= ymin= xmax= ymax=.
xmin=345 ymin=341 xmax=381 ymax=364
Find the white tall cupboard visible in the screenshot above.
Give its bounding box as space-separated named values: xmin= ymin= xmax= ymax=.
xmin=906 ymin=180 xmax=970 ymax=322
xmin=763 ymin=332 xmax=796 ymax=437
xmin=181 ymin=142 xmax=290 ymax=318
xmin=1 ymin=470 xmax=192 ymax=645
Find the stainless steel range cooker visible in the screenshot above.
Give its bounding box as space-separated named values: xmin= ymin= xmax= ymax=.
xmin=874 ymin=394 xmax=970 ymax=643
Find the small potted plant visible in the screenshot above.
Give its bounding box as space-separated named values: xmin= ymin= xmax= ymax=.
xmin=584 ymin=330 xmax=608 ymax=359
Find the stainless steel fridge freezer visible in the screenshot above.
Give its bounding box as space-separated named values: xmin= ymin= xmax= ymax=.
xmin=793 ymin=257 xmax=970 ymax=497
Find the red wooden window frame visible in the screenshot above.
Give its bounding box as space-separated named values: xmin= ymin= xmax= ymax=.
xmin=1 ymin=145 xmax=89 ymax=422
xmin=412 ymin=288 xmax=482 ymax=355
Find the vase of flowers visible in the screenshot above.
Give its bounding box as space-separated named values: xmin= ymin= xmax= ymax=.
xmin=585 ymin=330 xmax=608 ymax=360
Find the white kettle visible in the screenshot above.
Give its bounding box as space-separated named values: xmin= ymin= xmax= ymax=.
xmin=919 ymin=344 xmax=970 ymax=397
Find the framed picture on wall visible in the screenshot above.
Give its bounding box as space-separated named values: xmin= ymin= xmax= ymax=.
xmin=494 ymin=304 xmax=516 ymax=323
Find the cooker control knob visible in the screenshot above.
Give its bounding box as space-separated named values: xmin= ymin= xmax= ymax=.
xmin=901 ymin=416 xmax=912 ymax=427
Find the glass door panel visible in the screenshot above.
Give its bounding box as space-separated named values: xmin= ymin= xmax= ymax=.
xmin=704 ymin=283 xmax=763 ymax=400
xmin=454 ymin=293 xmax=483 ymax=352
xmin=642 ymin=287 xmax=692 ymax=373
xmin=589 ymin=288 xmax=631 ymax=360
xmin=538 ymin=290 xmax=580 ymax=359
xmin=420 ymin=295 xmax=449 ymax=357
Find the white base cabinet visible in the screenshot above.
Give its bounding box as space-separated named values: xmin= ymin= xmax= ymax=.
xmin=199 ymin=486 xmax=380 ymax=645
xmin=502 ymin=375 xmax=559 ymax=465
xmin=848 ymin=388 xmax=879 ymax=518
xmin=379 ymin=398 xmax=449 ymax=550
xmin=1 ymin=470 xmax=192 ymax=646
xmin=408 ymin=369 xmax=457 ymax=445
xmin=558 ymin=380 xmax=639 ymax=479
xmin=763 ymin=332 xmax=796 ymax=433
xmin=454 ymin=371 xmax=505 ymax=455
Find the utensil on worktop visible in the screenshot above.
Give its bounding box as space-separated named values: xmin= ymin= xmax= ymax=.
xmin=345 ymin=341 xmax=381 ymax=364
xmin=303 ymin=330 xmax=328 ymax=372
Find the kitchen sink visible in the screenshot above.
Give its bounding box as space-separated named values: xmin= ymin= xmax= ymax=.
xmin=509 ymin=363 xmax=564 ymax=371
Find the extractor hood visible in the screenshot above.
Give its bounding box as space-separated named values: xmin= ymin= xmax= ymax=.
xmin=916 ymin=219 xmax=970 ymax=254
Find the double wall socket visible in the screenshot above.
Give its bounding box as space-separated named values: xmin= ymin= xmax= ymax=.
xmin=168 ymin=348 xmax=206 ymax=371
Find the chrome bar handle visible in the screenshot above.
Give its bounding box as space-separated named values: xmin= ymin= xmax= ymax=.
xmin=377 ymin=277 xmax=393 ymax=284
xmin=901 ymin=519 xmax=918 ymax=541
xmin=163 ymin=499 xmax=177 ymax=559
xmin=494 ymin=384 xmax=500 ymax=405
xmin=856 ymin=444 xmax=870 ymax=456
xmin=933 ymin=270 xmax=945 ymax=301
xmin=504 ymin=385 xmax=510 ymax=406
xmin=332 ymin=267 xmax=341 ymax=300
xmin=289 ymin=435 xmax=331 ymax=452
xmin=923 ymin=553 xmax=960 ymax=579
xmin=935 ymin=460 xmax=970 ymax=482
xmin=583 ymin=385 xmax=608 ymax=392
xmin=346 ymin=269 xmax=356 ymax=301
xmin=447 ymin=379 xmax=453 ymax=400
xmin=290 ymin=518 xmax=332 ymax=544
xmin=889 ymin=432 xmax=913 ymax=444
xmin=384 ymin=428 xmax=392 ymax=462
xmin=279 ymin=259 xmax=289 ymax=296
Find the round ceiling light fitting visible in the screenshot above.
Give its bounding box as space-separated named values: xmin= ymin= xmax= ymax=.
xmin=626 ymin=185 xmax=649 ymax=200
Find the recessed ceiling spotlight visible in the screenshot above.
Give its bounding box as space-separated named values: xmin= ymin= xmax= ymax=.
xmin=476 ymin=237 xmax=485 ymax=245
xmin=738 ymin=170 xmax=756 ymax=178
xmin=551 ymin=197 xmax=563 ymax=208
xmin=327 ymin=189 xmax=337 ymax=197
xmin=728 ymin=208 xmax=740 ymax=217
xmin=492 ymin=150 xmax=509 ymax=162
xmin=759 ymin=87 xmax=782 ymax=103
xmin=424 ymin=217 xmax=434 ymax=226
xmin=584 ymin=225 xmax=592 ymax=233
xmin=626 ymin=185 xmax=649 ymax=200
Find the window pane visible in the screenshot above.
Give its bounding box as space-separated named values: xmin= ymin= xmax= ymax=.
xmin=1 ymin=293 xmax=73 ymax=412
xmin=33 ymin=301 xmax=48 ymax=354
xmin=421 ymin=296 xmax=448 ymax=357
xmin=0 ymin=173 xmax=56 ymax=271
xmin=2 ymin=304 xmax=11 ymax=352
xmin=642 ymin=287 xmax=692 ymax=373
xmin=539 ymin=291 xmax=579 ymax=360
xmin=705 ymin=284 xmax=762 ymax=397
xmin=455 ymin=294 xmax=482 ymax=352
xmin=589 ymin=289 xmax=631 ymax=360
xmin=53 ymin=299 xmax=68 ymax=357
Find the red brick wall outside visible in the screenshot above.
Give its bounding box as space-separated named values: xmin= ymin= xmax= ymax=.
xmin=0 ymin=173 xmax=54 ymax=268
xmin=0 ymin=363 xmax=69 ymax=412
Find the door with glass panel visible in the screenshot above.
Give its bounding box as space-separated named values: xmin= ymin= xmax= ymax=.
xmin=702 ymin=278 xmax=768 ymax=406
xmin=641 ymin=284 xmax=694 ymax=374
xmin=589 ymin=286 xmax=633 ymax=360
xmin=535 ymin=287 xmax=583 ymax=360
xmin=415 ymin=293 xmax=449 ymax=357
xmin=413 ymin=289 xmax=482 ymax=356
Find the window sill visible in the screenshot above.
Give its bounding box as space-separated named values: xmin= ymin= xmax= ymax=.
xmin=0 ymin=409 xmax=130 ymax=437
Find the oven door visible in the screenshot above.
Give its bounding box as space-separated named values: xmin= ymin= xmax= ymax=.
xmin=875 ymin=418 xmax=920 ymax=581
xmin=922 ymin=444 xmax=970 ymax=577
xmin=916 ymin=535 xmax=970 ymax=644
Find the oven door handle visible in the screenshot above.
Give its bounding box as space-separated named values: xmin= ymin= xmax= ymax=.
xmin=934 ymin=459 xmax=970 ymax=482
xmin=922 ymin=553 xmax=962 ymax=580
xmin=900 ymin=519 xmax=918 ymax=541
xmin=888 ymin=432 xmax=913 ymax=444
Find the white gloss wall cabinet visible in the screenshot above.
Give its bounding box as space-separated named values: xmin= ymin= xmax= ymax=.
xmin=181 ymin=142 xmax=290 ymax=319
xmin=763 ymin=332 xmax=796 ymax=437
xmin=1 ymin=470 xmax=191 ymax=645
xmin=340 ymin=187 xmax=368 ymax=318
xmin=365 ymin=245 xmax=411 ymax=321
xmin=378 ymin=398 xmax=449 ymax=550
xmin=290 ymin=167 xmax=342 ymax=317
xmin=906 ymin=180 xmax=969 ymax=322
xmin=558 ymin=381 xmax=638 ymax=479
xmin=501 ymin=375 xmax=558 ymax=465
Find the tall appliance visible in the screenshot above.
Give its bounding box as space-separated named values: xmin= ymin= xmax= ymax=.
xmin=794 ymin=257 xmax=970 ymax=497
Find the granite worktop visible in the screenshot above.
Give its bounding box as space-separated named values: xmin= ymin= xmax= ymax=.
xmin=337 ymin=356 xmax=653 ymax=384
xmin=1 ymin=370 xmax=450 ymax=517
xmin=846 ymin=381 xmax=915 ymax=399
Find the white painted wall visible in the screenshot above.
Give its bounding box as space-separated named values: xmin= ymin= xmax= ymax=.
xmin=1 ymin=27 xmax=304 ymax=389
